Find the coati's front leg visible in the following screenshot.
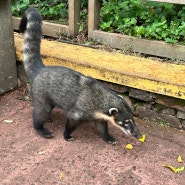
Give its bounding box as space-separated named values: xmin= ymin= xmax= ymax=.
xmin=96 ymin=121 xmax=116 ymax=143
xmin=33 ymin=106 xmax=53 ymax=138
xmin=63 ymin=119 xmax=78 ymax=141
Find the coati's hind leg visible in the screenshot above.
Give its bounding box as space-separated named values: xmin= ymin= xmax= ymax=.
xmin=33 ymin=104 xmax=53 ymax=138
xmin=95 ymin=121 xmax=116 ymax=144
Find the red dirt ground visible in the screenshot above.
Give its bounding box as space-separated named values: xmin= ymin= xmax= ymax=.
xmin=0 ymin=87 xmax=185 ymax=185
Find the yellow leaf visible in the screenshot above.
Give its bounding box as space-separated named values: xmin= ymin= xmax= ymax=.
xmin=177 ymin=155 xmax=183 ymax=163
xmin=162 ymin=164 xmax=178 ymax=174
xmin=4 ymin=120 xmax=13 ymax=123
xmin=176 ymin=166 xmax=185 ymax=173
xmin=162 ymin=164 xmax=185 ymax=174
xmin=125 ymin=144 xmax=133 ymax=149
xmin=59 ymin=172 xmax=65 ymax=180
xmin=138 ymin=134 xmax=146 ymax=142
xmin=38 ymin=151 xmax=46 ymax=155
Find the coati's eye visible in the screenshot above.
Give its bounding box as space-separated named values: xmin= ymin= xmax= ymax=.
xmin=124 ymin=119 xmax=132 ymax=127
xmin=118 ymin=121 xmax=123 ymax=125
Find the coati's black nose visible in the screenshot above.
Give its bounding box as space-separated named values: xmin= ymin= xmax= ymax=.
xmin=132 ymin=130 xmax=142 ymax=139
xmin=136 ymin=133 xmax=142 ymax=139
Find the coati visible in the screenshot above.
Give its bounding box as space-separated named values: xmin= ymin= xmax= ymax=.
xmin=19 ymin=8 xmax=142 ymax=143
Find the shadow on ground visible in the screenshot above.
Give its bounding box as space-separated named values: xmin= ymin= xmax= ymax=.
xmin=0 ymin=88 xmax=185 ymax=185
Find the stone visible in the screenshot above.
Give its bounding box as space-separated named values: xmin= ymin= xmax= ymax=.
xmin=129 ymin=88 xmax=155 ymax=102
xmin=101 ymin=81 xmax=128 ymax=93
xmin=177 ymin=110 xmax=185 ymax=119
xmin=157 ymin=113 xmax=181 ymax=128
xmin=123 ymin=96 xmax=134 ymax=112
xmin=181 ymin=120 xmax=185 ymax=129
xmin=156 ymin=94 xmax=185 ymax=112
xmin=144 ymin=103 xmax=152 ymax=109
xmin=152 ymin=104 xmax=176 ymax=116
xmin=136 ymin=105 xmax=181 ymax=128
xmin=161 ymin=108 xmax=176 ymax=116
xmin=136 ymin=106 xmax=157 ymax=121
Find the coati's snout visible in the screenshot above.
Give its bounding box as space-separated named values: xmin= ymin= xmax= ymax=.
xmin=109 ymin=108 xmax=142 ymax=139
xmin=117 ymin=119 xmax=142 ymax=139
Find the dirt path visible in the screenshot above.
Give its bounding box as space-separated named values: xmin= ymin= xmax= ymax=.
xmin=0 ymin=88 xmax=185 ymax=185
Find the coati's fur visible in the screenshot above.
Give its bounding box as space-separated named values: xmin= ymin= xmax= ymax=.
xmin=19 ymin=8 xmax=141 ymax=143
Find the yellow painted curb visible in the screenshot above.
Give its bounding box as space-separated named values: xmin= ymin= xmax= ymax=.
xmin=14 ymin=34 xmax=185 ymax=100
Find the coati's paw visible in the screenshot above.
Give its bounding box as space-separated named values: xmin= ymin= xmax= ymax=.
xmin=103 ymin=135 xmax=116 ymax=144
xmin=36 ymin=128 xmax=53 ymax=138
xmin=64 ymin=135 xmax=74 ymax=141
xmin=67 ymin=136 xmax=75 ymax=141
xmin=108 ymin=140 xmax=117 ymax=145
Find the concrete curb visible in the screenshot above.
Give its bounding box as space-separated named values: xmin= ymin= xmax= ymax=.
xmin=14 ymin=34 xmax=185 ymax=100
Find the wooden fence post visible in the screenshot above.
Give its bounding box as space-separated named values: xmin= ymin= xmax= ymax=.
xmin=68 ymin=0 xmax=80 ymax=37
xmin=0 ymin=0 xmax=17 ymax=95
xmin=88 ymin=0 xmax=101 ymax=38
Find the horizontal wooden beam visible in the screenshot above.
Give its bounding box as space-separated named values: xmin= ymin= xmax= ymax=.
xmin=148 ymin=0 xmax=185 ymax=4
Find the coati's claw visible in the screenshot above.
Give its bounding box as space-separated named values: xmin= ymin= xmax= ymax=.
xmin=67 ymin=137 xmax=74 ymax=141
xmin=44 ymin=133 xmax=53 ymax=138
xmin=104 ymin=135 xmax=116 ymax=144
xmin=36 ymin=128 xmax=53 ymax=139
xmin=109 ymin=141 xmax=117 ymax=145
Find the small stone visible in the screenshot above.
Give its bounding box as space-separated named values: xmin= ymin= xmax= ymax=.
xmin=181 ymin=120 xmax=185 ymax=129
xmin=177 ymin=110 xmax=185 ymax=119
xmin=101 ymin=81 xmax=128 ymax=93
xmin=129 ymin=88 xmax=155 ymax=102
xmin=161 ymin=108 xmax=176 ymax=116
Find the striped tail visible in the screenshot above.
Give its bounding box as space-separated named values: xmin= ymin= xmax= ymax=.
xmin=19 ymin=8 xmax=44 ymax=80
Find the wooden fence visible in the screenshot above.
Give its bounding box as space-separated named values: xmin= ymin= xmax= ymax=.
xmin=148 ymin=0 xmax=185 ymax=4
xmin=0 ymin=0 xmax=17 ymax=95
xmin=12 ymin=0 xmax=185 ymax=61
xmin=13 ymin=0 xmax=80 ymax=37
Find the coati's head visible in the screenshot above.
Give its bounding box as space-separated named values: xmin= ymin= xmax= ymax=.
xmin=105 ymin=95 xmax=141 ymax=139
xmin=108 ymin=107 xmax=142 ymax=139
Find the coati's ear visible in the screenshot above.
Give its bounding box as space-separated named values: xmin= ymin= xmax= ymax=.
xmin=118 ymin=95 xmax=123 ymax=99
xmin=109 ymin=108 xmax=118 ymax=116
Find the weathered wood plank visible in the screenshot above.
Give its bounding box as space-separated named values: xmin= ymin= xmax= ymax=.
xmin=91 ymin=30 xmax=185 ymax=61
xmin=148 ymin=0 xmax=185 ymax=4
xmin=0 ymin=0 xmax=17 ymax=95
xmin=13 ymin=17 xmax=70 ymax=38
xmin=68 ymin=0 xmax=80 ymax=36
xmin=88 ymin=0 xmax=101 ymax=38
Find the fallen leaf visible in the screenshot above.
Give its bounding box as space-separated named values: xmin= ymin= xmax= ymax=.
xmin=125 ymin=144 xmax=133 ymax=149
xmin=138 ymin=134 xmax=146 ymax=142
xmin=176 ymin=166 xmax=185 ymax=173
xmin=177 ymin=155 xmax=183 ymax=163
xmin=38 ymin=151 xmax=46 ymax=155
xmin=162 ymin=164 xmax=185 ymax=174
xmin=24 ymin=96 xmax=30 ymax=101
xmin=59 ymin=172 xmax=65 ymax=180
xmin=4 ymin=120 xmax=13 ymax=123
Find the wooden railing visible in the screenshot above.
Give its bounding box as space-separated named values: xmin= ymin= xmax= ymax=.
xmin=12 ymin=0 xmax=185 ymax=61
xmin=148 ymin=0 xmax=185 ymax=4
xmin=13 ymin=0 xmax=80 ymax=37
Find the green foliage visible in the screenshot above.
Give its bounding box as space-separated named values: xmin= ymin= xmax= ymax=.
xmin=100 ymin=0 xmax=185 ymax=44
xmin=12 ymin=0 xmax=69 ymax=23
xmin=12 ymin=0 xmax=88 ymax=24
xmin=12 ymin=0 xmax=185 ymax=44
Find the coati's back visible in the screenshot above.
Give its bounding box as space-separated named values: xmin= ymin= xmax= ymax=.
xmin=20 ymin=8 xmax=141 ymax=142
